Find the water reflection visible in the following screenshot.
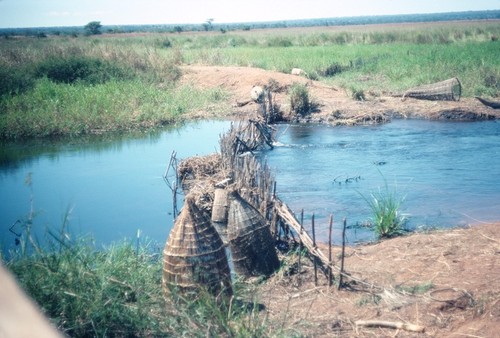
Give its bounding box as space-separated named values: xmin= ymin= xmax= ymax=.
xmin=0 ymin=120 xmax=231 ymax=254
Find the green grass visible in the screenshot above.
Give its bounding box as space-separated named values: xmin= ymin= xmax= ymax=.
xmin=0 ymin=78 xmax=230 ymax=139
xmin=0 ymin=37 xmax=229 ymax=140
xmin=1 ymin=21 xmax=499 ymax=140
xmin=3 ymin=226 xmax=279 ymax=337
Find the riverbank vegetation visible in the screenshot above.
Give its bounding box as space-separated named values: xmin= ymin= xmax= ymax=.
xmin=1 ymin=20 xmax=499 ymax=140
xmin=3 ymin=229 xmax=273 ymax=337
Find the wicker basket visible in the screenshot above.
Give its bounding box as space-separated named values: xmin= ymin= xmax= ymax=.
xmin=162 ymin=195 xmax=232 ymax=299
xmin=227 ymin=191 xmax=280 ymax=278
xmin=403 ymin=77 xmax=461 ymax=101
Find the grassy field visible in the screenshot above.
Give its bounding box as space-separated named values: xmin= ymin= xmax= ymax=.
xmin=1 ymin=20 xmax=499 ymax=140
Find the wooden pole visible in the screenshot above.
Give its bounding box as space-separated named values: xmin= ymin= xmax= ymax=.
xmin=298 ymin=209 xmax=304 ymax=284
xmin=328 ymin=214 xmax=333 ymax=287
xmin=312 ymin=213 xmax=317 ymax=286
xmin=338 ymin=217 xmax=347 ymax=290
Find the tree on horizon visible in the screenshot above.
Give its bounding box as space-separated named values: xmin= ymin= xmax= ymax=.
xmin=84 ymin=21 xmax=102 ymax=35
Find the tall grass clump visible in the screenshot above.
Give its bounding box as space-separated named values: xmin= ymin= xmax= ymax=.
xmin=289 ymin=83 xmax=311 ymax=117
xmin=359 ymin=178 xmax=407 ymax=239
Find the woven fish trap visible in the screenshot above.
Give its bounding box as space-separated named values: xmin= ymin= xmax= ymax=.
xmin=227 ymin=191 xmax=280 ymax=278
xmin=403 ymin=77 xmax=461 ymax=101
xmin=162 ymin=195 xmax=232 ymax=299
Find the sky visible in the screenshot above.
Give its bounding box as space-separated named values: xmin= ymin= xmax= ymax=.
xmin=0 ymin=0 xmax=499 ymax=29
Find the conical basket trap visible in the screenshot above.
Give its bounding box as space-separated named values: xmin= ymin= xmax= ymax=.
xmin=227 ymin=191 xmax=280 ymax=277
xmin=403 ymin=77 xmax=461 ymax=101
xmin=162 ymin=196 xmax=232 ymax=298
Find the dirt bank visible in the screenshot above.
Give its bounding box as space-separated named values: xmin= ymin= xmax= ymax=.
xmin=260 ymin=223 xmax=500 ymax=337
xmin=181 ymin=65 xmax=500 ymax=123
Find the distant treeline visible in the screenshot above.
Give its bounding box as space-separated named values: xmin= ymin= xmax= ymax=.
xmin=1 ymin=10 xmax=499 ymax=37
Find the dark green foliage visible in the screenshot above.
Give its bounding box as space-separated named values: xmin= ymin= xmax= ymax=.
xmin=84 ymin=21 xmax=102 ymax=36
xmin=350 ymin=87 xmax=366 ymax=101
xmin=161 ymin=38 xmax=172 ymax=48
xmin=484 ymin=74 xmax=499 ymax=89
xmin=0 ymin=65 xmax=35 ymax=96
xmin=35 ymin=57 xmax=132 ymax=85
xmin=319 ymin=62 xmax=346 ymax=77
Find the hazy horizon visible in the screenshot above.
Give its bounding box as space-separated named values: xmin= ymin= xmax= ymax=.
xmin=0 ymin=0 xmax=498 ymax=29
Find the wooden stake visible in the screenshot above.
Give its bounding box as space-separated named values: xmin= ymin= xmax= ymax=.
xmin=338 ymin=217 xmax=347 ymax=290
xmin=328 ymin=214 xmax=333 ymax=287
xmin=312 ymin=213 xmax=317 ymax=286
xmin=298 ymin=209 xmax=304 ymax=285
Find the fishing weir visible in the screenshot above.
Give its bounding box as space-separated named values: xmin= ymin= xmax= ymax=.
xmin=161 ymin=111 xmax=359 ymax=300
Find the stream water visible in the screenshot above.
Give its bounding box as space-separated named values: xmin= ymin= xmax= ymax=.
xmin=0 ymin=120 xmax=231 ymax=255
xmin=263 ymin=119 xmax=500 ymax=243
xmin=1 ymin=119 xmax=499 ymax=254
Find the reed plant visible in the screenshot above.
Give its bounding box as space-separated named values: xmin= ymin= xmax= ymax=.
xmin=359 ymin=178 xmax=407 ymax=239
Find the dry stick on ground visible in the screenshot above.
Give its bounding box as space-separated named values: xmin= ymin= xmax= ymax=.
xmin=355 ymin=320 xmax=425 ymax=333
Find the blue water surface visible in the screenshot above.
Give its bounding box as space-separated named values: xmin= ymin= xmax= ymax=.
xmin=1 ymin=119 xmax=499 ymax=252
xmin=0 ymin=120 xmax=231 ymax=254
xmin=263 ymin=119 xmax=500 ymax=243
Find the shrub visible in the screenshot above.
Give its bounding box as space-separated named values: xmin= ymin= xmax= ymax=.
xmin=289 ymin=83 xmax=310 ymax=116
xmin=319 ymin=62 xmax=346 ymax=77
xmin=35 ymin=56 xmax=132 ymax=85
xmin=350 ymin=87 xmax=366 ymax=101
xmin=0 ymin=65 xmax=35 ymax=96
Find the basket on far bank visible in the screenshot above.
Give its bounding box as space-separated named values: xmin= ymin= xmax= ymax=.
xmin=227 ymin=190 xmax=280 ymax=278
xmin=402 ymin=77 xmax=461 ymax=101
xmin=162 ymin=195 xmax=232 ymax=300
